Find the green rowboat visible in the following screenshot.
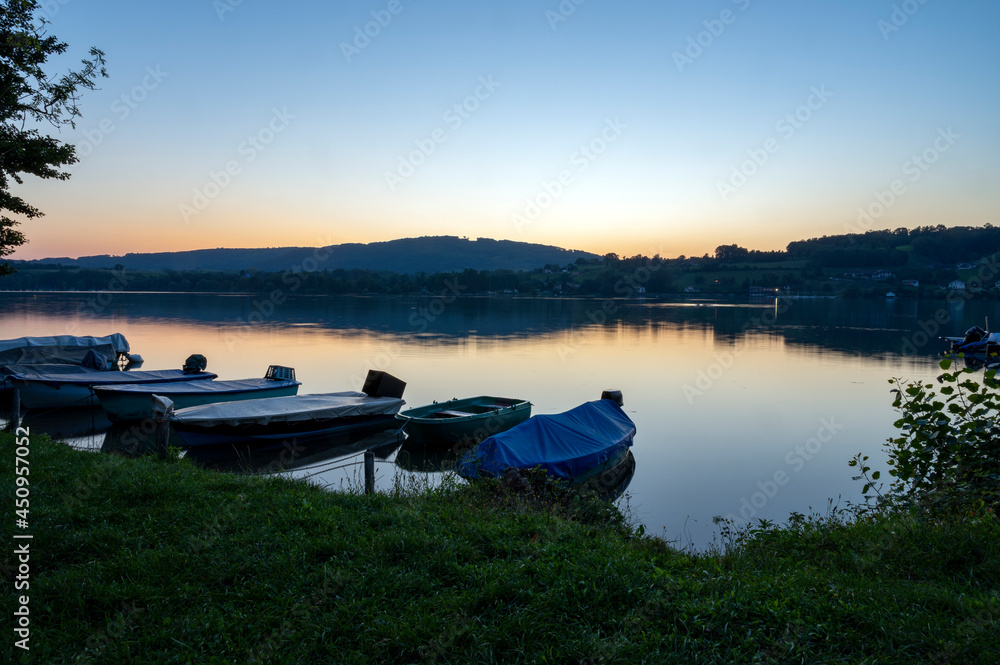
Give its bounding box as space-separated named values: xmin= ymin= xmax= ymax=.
xmin=396 ymin=396 xmax=531 ymax=445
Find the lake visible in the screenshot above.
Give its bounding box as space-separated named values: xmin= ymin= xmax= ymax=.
xmin=2 ymin=291 xmax=991 ymax=549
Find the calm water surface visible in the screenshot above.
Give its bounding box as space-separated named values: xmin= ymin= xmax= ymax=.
xmin=2 ymin=292 xmax=991 ymax=549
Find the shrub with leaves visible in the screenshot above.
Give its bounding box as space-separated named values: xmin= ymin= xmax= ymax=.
xmin=852 ymin=355 xmax=1000 ymax=514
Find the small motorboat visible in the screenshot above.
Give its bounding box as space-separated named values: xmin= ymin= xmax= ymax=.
xmin=396 ymin=396 xmax=531 ymax=445
xmin=94 ymin=366 xmax=301 ymax=421
xmin=169 ymin=370 xmax=406 ymax=448
xmin=457 ymin=394 xmax=636 ymax=494
xmin=0 ymin=333 xmax=135 ymax=370
xmin=8 ymin=365 xmax=217 ymax=410
xmin=943 ymin=326 xmax=1000 ymax=356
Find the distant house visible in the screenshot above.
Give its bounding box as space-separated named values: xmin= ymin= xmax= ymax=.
xmin=683 ymin=286 xmax=700 ymax=293
xmin=957 ymin=263 xmax=976 ymax=270
xmin=949 ymin=280 xmax=966 ymax=290
xmin=902 ymin=279 xmax=919 ymax=288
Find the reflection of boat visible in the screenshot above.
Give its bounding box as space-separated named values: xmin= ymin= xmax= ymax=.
xmin=457 ymin=397 xmax=636 ymax=490
xmin=180 ymin=427 xmax=404 ymax=473
xmin=169 ymin=370 xmax=406 ymax=448
xmin=20 ymin=407 xmax=112 ymax=439
xmin=396 ymin=396 xmax=531 ymax=444
xmin=9 ymin=367 xmax=218 ymax=410
xmin=394 ymin=438 xmax=463 ymax=473
xmin=94 ymin=366 xmax=300 ymax=421
xmin=0 ymin=333 xmax=133 ymax=370
xmin=943 ymin=326 xmax=1000 ymax=356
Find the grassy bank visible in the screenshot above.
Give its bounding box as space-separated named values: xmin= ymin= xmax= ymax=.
xmin=3 ymin=433 xmax=999 ymax=664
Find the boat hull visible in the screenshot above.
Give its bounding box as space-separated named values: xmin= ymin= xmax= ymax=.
xmin=396 ymin=396 xmax=531 ymax=445
xmin=11 ymin=370 xmax=217 ymax=410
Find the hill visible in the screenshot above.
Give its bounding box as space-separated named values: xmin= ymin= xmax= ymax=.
xmin=21 ymin=236 xmax=599 ymax=274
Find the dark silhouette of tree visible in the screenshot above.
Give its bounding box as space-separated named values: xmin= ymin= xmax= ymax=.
xmin=714 ymin=244 xmax=749 ymax=262
xmin=1 ymin=0 xmax=107 ymax=274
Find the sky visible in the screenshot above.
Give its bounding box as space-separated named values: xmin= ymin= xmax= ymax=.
xmin=11 ymin=0 xmax=1000 ymax=261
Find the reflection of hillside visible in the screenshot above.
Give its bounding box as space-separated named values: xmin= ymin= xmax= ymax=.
xmin=2 ymin=293 xmax=993 ymax=357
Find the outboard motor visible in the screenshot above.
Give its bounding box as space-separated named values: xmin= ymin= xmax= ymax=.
xmin=601 ymin=389 xmax=624 ymax=406
xmin=182 ymin=354 xmax=208 ymax=373
xmin=953 ymin=326 xmax=989 ymax=352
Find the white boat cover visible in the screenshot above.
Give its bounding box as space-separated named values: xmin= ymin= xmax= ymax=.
xmin=10 ymin=369 xmax=216 ymax=386
xmin=94 ymin=378 xmax=297 ymax=396
xmin=170 ymin=392 xmax=404 ymax=428
xmin=0 ymin=334 xmax=130 ymax=366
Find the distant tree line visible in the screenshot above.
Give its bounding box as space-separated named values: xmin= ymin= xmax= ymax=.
xmin=5 ymin=225 xmax=999 ymax=297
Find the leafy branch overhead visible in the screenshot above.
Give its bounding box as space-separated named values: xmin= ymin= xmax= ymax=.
xmin=0 ymin=0 xmax=107 ymax=274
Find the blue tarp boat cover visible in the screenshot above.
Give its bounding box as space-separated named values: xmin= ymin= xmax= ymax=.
xmin=0 ymin=334 xmax=129 ymax=367
xmin=457 ymin=399 xmax=636 ymax=480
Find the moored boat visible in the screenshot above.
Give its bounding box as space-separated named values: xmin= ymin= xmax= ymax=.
xmin=8 ymin=367 xmax=217 ymax=410
xmin=169 ymin=370 xmax=406 ymax=448
xmin=396 ymin=396 xmax=531 ymax=444
xmin=944 ymin=326 xmax=1000 ymax=356
xmin=94 ymin=366 xmax=300 ymax=421
xmin=456 ymin=395 xmax=636 ymax=490
xmin=0 ymin=333 xmax=134 ymax=370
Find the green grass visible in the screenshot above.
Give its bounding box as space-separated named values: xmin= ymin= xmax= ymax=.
xmin=2 ymin=433 xmax=999 ymax=663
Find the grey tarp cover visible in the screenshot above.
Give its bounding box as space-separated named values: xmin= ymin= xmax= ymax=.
xmin=94 ymin=378 xmax=299 ymax=396
xmin=169 ymin=392 xmax=404 ymax=428
xmin=0 ymin=334 xmax=130 ymax=367
xmin=9 ymin=368 xmax=216 ymax=387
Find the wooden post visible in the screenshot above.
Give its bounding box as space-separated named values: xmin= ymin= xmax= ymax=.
xmin=154 ymin=415 xmax=170 ymax=460
xmin=11 ymin=387 xmax=21 ymax=431
xmin=364 ymin=450 xmax=375 ymax=494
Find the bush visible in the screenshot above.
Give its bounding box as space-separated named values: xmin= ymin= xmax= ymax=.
xmin=853 ymin=355 xmax=1000 ymax=515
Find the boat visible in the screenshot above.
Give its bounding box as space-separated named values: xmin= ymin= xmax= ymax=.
xmin=8 ymin=366 xmax=217 ymax=410
xmin=94 ymin=366 xmax=301 ymax=421
xmin=0 ymin=333 xmax=135 ymax=370
xmin=169 ymin=370 xmax=406 ymax=448
xmin=456 ymin=395 xmax=636 ymax=494
xmin=395 ymin=396 xmax=531 ymax=445
xmin=943 ymin=326 xmax=1000 ymax=356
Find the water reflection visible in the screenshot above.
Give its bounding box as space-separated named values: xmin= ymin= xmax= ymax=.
xmin=4 ymin=292 xmax=996 ymax=360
